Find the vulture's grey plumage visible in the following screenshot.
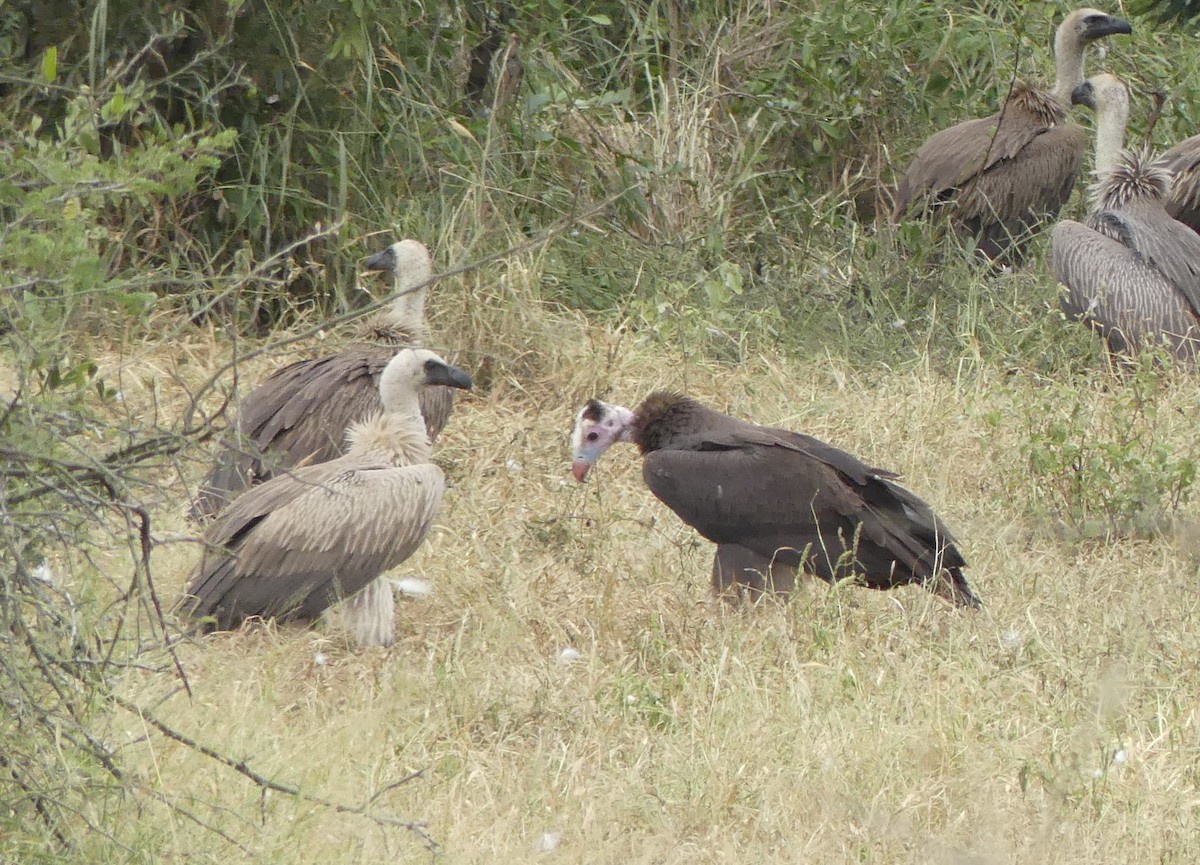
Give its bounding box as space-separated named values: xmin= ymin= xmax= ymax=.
xmin=191 ymin=239 xmax=457 ymax=521
xmin=1153 ymin=134 xmax=1200 ymax=233
xmin=181 ymin=349 xmax=473 ymax=647
xmin=893 ymin=8 xmax=1131 ymax=262
xmin=1052 ymin=74 xmax=1200 ymax=363
xmin=570 ymin=393 xmax=980 ymax=608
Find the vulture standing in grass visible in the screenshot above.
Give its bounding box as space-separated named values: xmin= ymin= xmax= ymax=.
xmin=1051 ymin=74 xmax=1200 ymax=363
xmin=192 ymin=239 xmax=457 ymax=520
xmin=893 ymin=8 xmax=1132 ymax=262
xmin=1153 ymin=134 xmax=1200 ymax=233
xmin=570 ymin=394 xmax=981 ymax=608
xmin=181 ymin=349 xmax=473 ymax=647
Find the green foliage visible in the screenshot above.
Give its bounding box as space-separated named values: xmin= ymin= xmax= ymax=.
xmin=1004 ymin=354 xmax=1199 ymax=540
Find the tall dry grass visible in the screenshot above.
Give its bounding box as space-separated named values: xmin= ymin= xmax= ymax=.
xmin=84 ymin=251 xmax=1200 ymax=862
xmin=8 ymin=3 xmax=1200 ymax=861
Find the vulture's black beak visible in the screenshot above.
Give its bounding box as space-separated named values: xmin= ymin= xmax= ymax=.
xmin=1070 ymin=81 xmax=1096 ymax=110
xmin=1082 ymin=14 xmax=1132 ymax=40
xmin=364 ymin=246 xmax=396 ymax=273
xmin=422 ymin=359 xmax=473 ymax=391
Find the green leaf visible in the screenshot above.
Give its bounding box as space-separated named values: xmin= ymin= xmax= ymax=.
xmin=585 ymin=14 xmax=612 ymax=25
xmin=41 ymin=47 xmax=57 ymax=84
xmin=115 ymin=291 xmax=158 ymax=317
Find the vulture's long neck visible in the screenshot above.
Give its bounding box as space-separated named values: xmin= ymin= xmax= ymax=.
xmin=1092 ymin=94 xmax=1129 ymax=180
xmin=368 ymin=269 xmax=432 ymax=345
xmin=1051 ymin=28 xmax=1088 ymax=103
xmin=346 ymin=407 xmax=431 ymax=466
xmin=634 ymin=392 xmax=719 ymax=453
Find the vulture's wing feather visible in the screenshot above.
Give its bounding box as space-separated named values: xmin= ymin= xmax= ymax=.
xmin=194 ymin=350 xmax=454 ymax=520
xmin=1153 ymin=134 xmax=1200 ymax=221
xmin=186 ymin=461 xmax=444 ymax=628
xmin=668 ymin=424 xmax=895 ymax=484
xmin=958 ymin=124 xmax=1084 ymax=224
xmin=1088 ymin=204 xmax=1200 ymax=316
xmin=1052 ymin=218 xmax=1200 ymax=356
xmin=642 ymin=440 xmax=962 ymax=592
xmin=895 ymin=108 xmax=1047 ymax=213
xmin=247 ymin=352 xmax=389 ymax=465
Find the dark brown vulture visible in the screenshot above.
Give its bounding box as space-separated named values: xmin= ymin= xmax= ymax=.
xmin=893 ymin=7 xmax=1131 ymax=263
xmin=181 ymin=349 xmax=473 ymax=647
xmin=570 ymin=393 xmax=981 ymax=608
xmin=1052 ymin=74 xmax=1200 ymax=363
xmin=191 ymin=239 xmax=458 ymax=521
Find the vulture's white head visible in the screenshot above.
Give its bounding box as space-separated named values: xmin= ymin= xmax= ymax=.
xmin=1057 ymin=8 xmax=1132 ymax=50
xmin=365 ymin=239 xmax=433 ymax=285
xmin=570 ymin=399 xmax=636 ymax=482
xmin=362 ymin=239 xmax=435 ymax=339
xmin=1051 ymin=8 xmax=1131 ymax=101
xmin=379 ymin=349 xmax=473 ymax=415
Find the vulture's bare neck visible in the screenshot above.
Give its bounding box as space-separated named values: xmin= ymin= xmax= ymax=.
xmin=366 ymin=272 xmax=431 ymax=345
xmin=346 ymin=410 xmax=432 ymax=466
xmin=1092 ymin=95 xmax=1129 ymax=180
xmin=1051 ymin=30 xmax=1088 ymax=103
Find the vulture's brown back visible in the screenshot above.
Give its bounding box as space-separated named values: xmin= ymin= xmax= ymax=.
xmin=635 ymin=397 xmax=977 ymax=605
xmin=192 ymin=348 xmax=454 ymax=520
xmin=1154 ymin=134 xmax=1200 ymax=232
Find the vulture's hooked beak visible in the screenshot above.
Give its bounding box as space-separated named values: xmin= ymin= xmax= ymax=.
xmin=422 ymin=359 xmax=473 ymax=391
xmin=1070 ymin=81 xmax=1096 ymax=110
xmin=364 ymin=246 xmax=396 ymax=273
xmin=1083 ymin=14 xmax=1132 ymax=41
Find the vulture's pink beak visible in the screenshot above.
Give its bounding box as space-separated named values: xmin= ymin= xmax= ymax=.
xmin=571 ymin=457 xmax=592 ymax=483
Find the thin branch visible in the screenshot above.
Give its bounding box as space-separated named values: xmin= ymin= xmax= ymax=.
xmin=107 ymin=692 xmax=439 ymax=851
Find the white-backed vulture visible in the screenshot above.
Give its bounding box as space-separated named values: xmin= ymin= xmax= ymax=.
xmin=191 ymin=239 xmax=457 ymax=521
xmin=1051 ymin=74 xmax=1200 ymax=362
xmin=1153 ymin=134 xmax=1200 ymax=233
xmin=893 ymin=8 xmax=1131 ymax=263
xmin=181 ymin=349 xmax=473 ymax=647
xmin=570 ymin=394 xmax=981 ymax=608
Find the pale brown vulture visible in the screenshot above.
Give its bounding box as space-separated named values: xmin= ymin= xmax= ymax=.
xmin=181 ymin=349 xmax=473 ymax=647
xmin=1153 ymin=134 xmax=1200 ymax=233
xmin=1052 ymin=74 xmax=1200 ymax=363
xmin=893 ymin=8 xmax=1131 ymax=263
xmin=570 ymin=393 xmax=981 ymax=608
xmin=191 ymin=239 xmax=457 ymax=521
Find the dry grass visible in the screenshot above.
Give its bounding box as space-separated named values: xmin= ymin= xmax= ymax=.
xmin=71 ymin=262 xmax=1200 ymax=863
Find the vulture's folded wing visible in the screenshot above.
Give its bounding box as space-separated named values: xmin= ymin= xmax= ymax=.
xmin=185 ymin=462 xmax=444 ymax=627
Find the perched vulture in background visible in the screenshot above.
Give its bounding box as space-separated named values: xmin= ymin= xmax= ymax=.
xmin=1153 ymin=134 xmax=1200 ymax=233
xmin=893 ymin=7 xmax=1132 ymax=263
xmin=191 ymin=239 xmax=458 ymax=521
xmin=570 ymin=393 xmax=981 ymax=608
xmin=181 ymin=349 xmax=473 ymax=647
xmin=1051 ymin=74 xmax=1200 ymax=363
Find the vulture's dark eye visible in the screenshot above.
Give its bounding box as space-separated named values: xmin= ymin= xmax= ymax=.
xmin=586 ymin=431 xmax=599 ymax=442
